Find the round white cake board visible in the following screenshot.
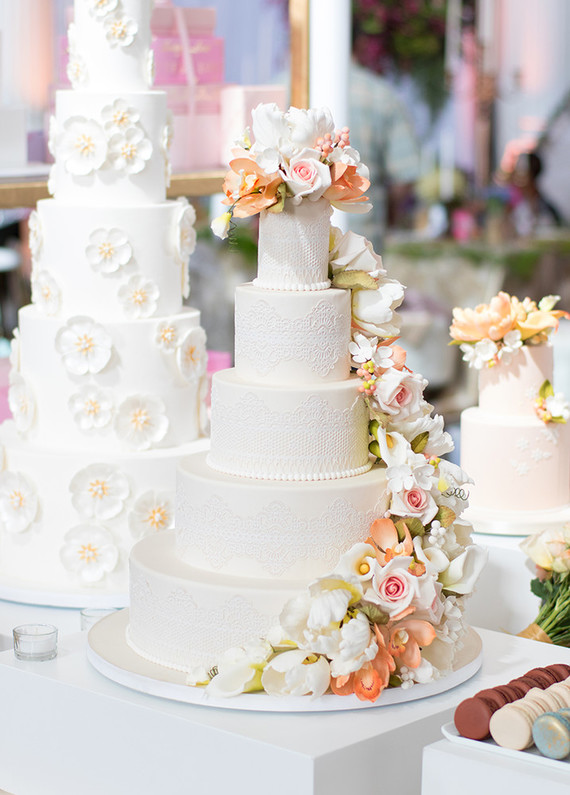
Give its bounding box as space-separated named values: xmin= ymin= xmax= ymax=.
xmin=0 ymin=579 xmax=128 ymax=609
xmin=87 ymin=609 xmax=483 ymax=713
xmin=464 ymin=504 xmax=570 ymax=537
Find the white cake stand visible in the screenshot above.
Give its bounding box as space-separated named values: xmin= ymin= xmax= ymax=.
xmin=87 ymin=609 xmax=483 ymax=713
xmin=464 ymin=504 xmax=570 ymax=536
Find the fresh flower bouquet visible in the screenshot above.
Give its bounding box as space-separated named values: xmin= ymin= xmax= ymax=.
xmin=198 ymin=103 xmax=486 ymax=703
xmin=449 ymin=291 xmax=569 ymax=370
xmin=519 ymin=525 xmax=570 ymax=646
xmin=211 ymin=103 xmax=371 ymax=239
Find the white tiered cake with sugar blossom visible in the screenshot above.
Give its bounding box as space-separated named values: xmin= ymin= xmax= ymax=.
xmin=451 ymin=291 xmax=570 ymax=535
xmin=126 ymin=103 xmax=485 ymax=703
xmin=0 ymin=0 xmax=208 ymax=605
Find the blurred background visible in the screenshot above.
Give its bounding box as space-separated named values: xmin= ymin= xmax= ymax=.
xmin=0 ymin=0 xmax=569 ymax=426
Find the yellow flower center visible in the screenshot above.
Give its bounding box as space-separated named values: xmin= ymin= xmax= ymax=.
xmin=184 ymin=344 xmax=199 ymax=367
xmin=9 ymin=490 xmax=24 ymax=510
xmin=75 ymin=333 xmax=95 ymax=356
xmin=111 ymin=20 xmax=127 ymax=40
xmin=113 ymin=110 xmax=129 ymax=128
xmin=75 ymin=134 xmax=95 ymax=156
xmin=98 ymin=242 xmax=115 ymax=260
xmin=302 ymin=654 xmax=319 ymax=665
xmin=88 ymin=479 xmax=109 ymax=499
xmin=84 ymin=399 xmax=100 ymax=417
xmin=358 ymin=561 xmax=370 ymax=575
xmin=17 ymin=396 xmax=29 ymax=414
xmin=78 ymin=543 xmax=99 ymax=563
xmin=121 ymin=142 xmax=137 ymax=161
xmin=41 ymin=286 xmax=52 ymax=300
xmin=160 ymin=327 xmax=176 ymax=344
xmin=146 ymin=505 xmax=168 ymax=531
xmin=131 ymin=408 xmax=149 ymax=430
xmin=131 ymin=288 xmax=147 ymax=306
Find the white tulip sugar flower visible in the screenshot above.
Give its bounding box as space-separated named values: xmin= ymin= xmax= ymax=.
xmin=261 ymin=650 xmax=331 ymax=698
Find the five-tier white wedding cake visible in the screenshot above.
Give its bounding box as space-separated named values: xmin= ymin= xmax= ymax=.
xmin=0 ymin=0 xmax=208 ymax=605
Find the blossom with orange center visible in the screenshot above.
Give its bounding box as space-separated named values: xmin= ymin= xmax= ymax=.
xmin=450 ymin=291 xmax=518 ymax=342
xmin=366 ymin=517 xmax=414 ymax=567
xmin=377 ymin=618 xmax=436 ymax=669
xmin=323 ymin=162 xmax=370 ymax=207
xmin=222 ymin=157 xmax=283 ymax=218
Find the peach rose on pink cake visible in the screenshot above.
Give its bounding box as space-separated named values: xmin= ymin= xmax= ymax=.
xmin=222 ymin=157 xmax=282 ymax=218
xmin=449 ymin=291 xmax=517 ymax=342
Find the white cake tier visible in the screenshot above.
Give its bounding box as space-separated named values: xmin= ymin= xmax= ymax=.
xmin=128 ymin=530 xmax=305 ymax=671
xmin=51 ymin=90 xmax=168 ymax=205
xmin=208 ymin=369 xmax=372 ymax=481
xmin=176 ymin=451 xmax=387 ymax=580
xmin=14 ymin=305 xmax=205 ymax=452
xmin=34 ymin=199 xmax=187 ymax=320
xmin=0 ymin=423 xmax=208 ymax=600
xmin=478 ymin=344 xmax=553 ymax=416
xmin=233 ymin=283 xmax=351 ymax=385
xmin=460 ymin=406 xmax=570 ymax=512
xmin=71 ymin=0 xmax=153 ymax=93
xmin=253 ymin=198 xmax=332 ymax=291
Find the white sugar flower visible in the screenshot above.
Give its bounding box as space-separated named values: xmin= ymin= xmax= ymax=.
xmin=60 ymin=524 xmax=119 ymax=584
xmin=128 ymin=490 xmax=174 ymax=538
xmin=352 ymin=278 xmax=404 ymax=339
xmin=207 ymin=640 xmax=273 ymax=697
xmin=335 ymin=542 xmax=376 ymax=583
xmin=60 ymin=116 xmax=107 ymax=176
xmin=176 ymin=327 xmax=207 ymax=383
xmin=28 ymin=210 xmax=42 ymax=261
xmin=198 ymin=374 xmax=210 ymax=436
xmin=146 ymin=49 xmax=155 ymax=88
xmin=162 ymin=110 xmax=174 ymax=153
xmin=329 ymin=611 xmax=378 ymax=678
xmin=101 ymin=99 xmax=140 ymax=135
xmin=115 ymin=394 xmax=169 ymax=450
xmin=391 ymin=414 xmax=454 ymax=458
xmin=47 ymin=165 xmax=57 ymax=196
xmin=87 ymin=0 xmax=118 ymax=17
xmin=86 ymin=228 xmax=132 ymax=274
xmin=108 ymin=126 xmax=152 ymax=174
xmin=67 ymin=56 xmax=88 ymax=88
xmin=497 ymin=329 xmax=523 ymax=365
xmin=210 ymin=212 xmax=232 ymax=240
xmin=0 ymin=472 xmax=38 ymax=533
xmin=117 ymin=274 xmax=159 ymax=319
xmin=329 ymin=228 xmax=385 ymax=280
xmin=155 ymin=320 xmax=179 ymax=352
xmin=8 ymin=375 xmax=35 ymax=433
xmin=104 ymin=14 xmax=138 ymax=48
xmin=348 ymin=332 xmax=378 ymax=365
xmin=68 ymin=385 xmax=113 ymax=431
xmin=55 ymin=316 xmax=113 ymax=375
xmin=261 ymin=650 xmax=331 ymax=699
xmin=544 ymin=392 xmax=570 ymax=422
xmin=70 ymin=463 xmax=129 ymax=521
xmin=460 ymin=339 xmax=498 ymax=369
xmin=177 ymin=198 xmax=197 ymax=262
xmin=283 ymin=148 xmax=332 ymax=203
xmin=31 ymin=270 xmax=61 ymax=316
xmin=373 ymin=368 xmax=427 ymax=421
xmin=47 ymin=115 xmax=59 ymax=159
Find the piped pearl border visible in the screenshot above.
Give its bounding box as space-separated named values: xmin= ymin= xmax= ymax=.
xmin=252 ymin=277 xmax=331 ymax=291
xmin=206 ymin=456 xmax=373 ymax=482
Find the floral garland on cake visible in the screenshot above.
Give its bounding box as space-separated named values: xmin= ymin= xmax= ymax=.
xmin=203 ymin=104 xmax=486 ymax=702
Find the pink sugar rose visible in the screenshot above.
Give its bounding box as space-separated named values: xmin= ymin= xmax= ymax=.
xmin=368 ymin=558 xmax=418 ymax=617
xmin=373 ymin=369 xmax=427 ymax=421
xmin=284 ymin=149 xmax=331 ymax=202
xmin=390 ymin=486 xmax=438 ymax=525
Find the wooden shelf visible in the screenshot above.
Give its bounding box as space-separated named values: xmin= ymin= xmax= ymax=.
xmin=0 ymin=170 xmax=226 ymax=209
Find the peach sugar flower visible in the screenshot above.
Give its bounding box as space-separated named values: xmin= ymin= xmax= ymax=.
xmin=330 ymin=628 xmax=395 ymax=701
xmin=449 ymin=291 xmax=517 ymax=343
xmin=323 ymin=162 xmax=370 ymax=208
xmin=365 ymin=517 xmax=414 ymax=566
xmin=510 ymin=296 xmax=569 ymax=341
xmin=376 ymin=618 xmax=437 ymax=670
xmin=221 ymin=157 xmax=282 ymax=218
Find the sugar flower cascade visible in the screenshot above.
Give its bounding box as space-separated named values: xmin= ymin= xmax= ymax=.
xmin=207 ymin=103 xmax=485 ymax=702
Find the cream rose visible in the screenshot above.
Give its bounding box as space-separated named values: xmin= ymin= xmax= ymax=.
xmin=390 ymin=486 xmax=438 ymax=525
xmin=352 ymin=278 xmax=404 ymax=338
xmin=373 ymin=368 xmax=427 ymax=420
xmin=284 ymin=149 xmax=331 ymax=202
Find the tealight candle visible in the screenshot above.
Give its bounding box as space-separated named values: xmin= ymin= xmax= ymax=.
xmin=79 ymin=608 xmax=117 ymax=631
xmin=13 ymin=624 xmax=58 ymax=661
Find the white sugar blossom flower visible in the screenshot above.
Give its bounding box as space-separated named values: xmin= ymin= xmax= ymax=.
xmin=328 ymin=611 xmax=378 ymax=678
xmin=544 ymin=392 xmax=570 ymax=422
xmin=60 ymin=116 xmax=107 ymax=176
xmin=391 ymin=414 xmax=454 ymax=458
xmin=146 ymin=49 xmax=155 ymax=87
xmin=55 ymin=316 xmax=113 ymax=375
xmin=47 ymin=165 xmax=57 ymax=196
xmin=115 ymin=395 xmax=169 ymax=450
xmin=460 ymin=339 xmax=498 ymax=369
xmin=118 ymin=274 xmax=159 ymax=319
xmin=128 ymin=490 xmax=174 ymax=538
xmin=31 ymin=270 xmax=61 ymax=316
xmin=8 ymin=374 xmax=35 ymax=433
xmin=108 ymin=126 xmax=152 ymax=174
xmin=28 ymin=210 xmax=42 ymax=261
xmin=210 ymin=212 xmax=231 ymax=240
xmin=155 ymin=320 xmax=179 ymax=352
xmin=101 ymin=99 xmax=140 ymax=135
xmin=348 ymin=332 xmax=378 ymax=365
xmin=207 ymin=640 xmax=273 ymax=697
xmin=0 ymin=472 xmax=38 ymax=533
xmin=329 ymin=228 xmax=386 ymax=281
xmin=352 ymin=278 xmax=405 ymax=339
xmin=497 ymin=329 xmax=523 ymax=365
xmin=70 ymin=463 xmax=129 ymax=521
xmin=177 ymin=198 xmax=197 ymax=262
xmin=68 ymin=385 xmax=113 ymax=431
xmin=60 ymin=524 xmax=119 ymax=584
xmin=88 ymin=0 xmax=118 ymax=16
xmin=47 ymin=115 xmax=59 ymax=159
xmin=86 ymin=228 xmax=132 ymax=274
xmin=104 ymin=14 xmax=138 ymax=48
xmin=162 ymin=110 xmax=174 ymax=153
xmin=335 ymin=542 xmax=376 ymax=583
xmin=67 ymin=56 xmax=88 ymax=88
xmin=176 ymin=327 xmax=207 ymax=383
xmin=261 ymin=650 xmax=331 ymax=699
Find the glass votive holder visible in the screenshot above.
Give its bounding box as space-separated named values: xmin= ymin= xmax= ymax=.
xmin=13 ymin=624 xmax=58 ymax=661
xmin=79 ymin=607 xmax=118 ymax=631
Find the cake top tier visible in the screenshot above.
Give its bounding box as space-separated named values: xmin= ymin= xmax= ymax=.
xmin=68 ymin=0 xmax=154 ymax=92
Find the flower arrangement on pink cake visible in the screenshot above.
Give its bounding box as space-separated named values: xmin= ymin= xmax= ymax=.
xmin=519 ymin=524 xmax=570 ymax=646
xmin=210 ymin=103 xmax=371 ymax=239
xmin=449 ymin=291 xmax=570 ymax=370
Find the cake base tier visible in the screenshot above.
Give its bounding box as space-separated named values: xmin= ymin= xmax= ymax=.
xmin=0 ymin=425 xmax=208 ymax=606
xmin=176 ymin=451 xmax=388 ymax=580
xmin=90 ymin=609 xmax=483 ymax=712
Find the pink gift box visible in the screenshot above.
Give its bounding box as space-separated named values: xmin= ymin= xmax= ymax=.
xmin=151 ymin=6 xmax=216 ymax=37
xmin=152 ymin=36 xmax=224 ymax=86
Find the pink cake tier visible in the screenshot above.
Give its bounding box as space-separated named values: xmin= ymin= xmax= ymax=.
xmin=461 ymin=344 xmax=570 ymax=534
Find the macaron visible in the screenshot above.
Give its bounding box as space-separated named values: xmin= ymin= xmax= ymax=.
xmin=475 ymin=688 xmax=511 ymax=709
xmin=490 ymin=703 xmax=535 ymax=750
xmin=532 ymin=710 xmax=570 ymax=759
xmin=524 ymin=669 xmax=558 ymax=688
xmin=545 ymin=664 xmax=570 ymax=681
xmin=455 ymin=696 xmax=497 ymax=740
